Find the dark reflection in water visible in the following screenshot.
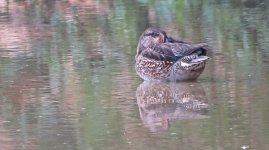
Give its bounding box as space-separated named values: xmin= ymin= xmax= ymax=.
xmin=1 ymin=0 xmax=269 ymax=150
xmin=136 ymin=81 xmax=209 ymax=133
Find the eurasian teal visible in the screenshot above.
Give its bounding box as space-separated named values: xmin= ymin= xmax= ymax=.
xmin=135 ymin=27 xmax=209 ymax=81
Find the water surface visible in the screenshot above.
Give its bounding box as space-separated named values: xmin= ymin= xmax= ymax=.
xmin=1 ymin=0 xmax=269 ymax=150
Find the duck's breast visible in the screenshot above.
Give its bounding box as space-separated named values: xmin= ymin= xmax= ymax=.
xmin=135 ymin=56 xmax=173 ymax=81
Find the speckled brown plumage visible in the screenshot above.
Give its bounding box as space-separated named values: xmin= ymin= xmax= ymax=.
xmin=135 ymin=27 xmax=209 ymax=81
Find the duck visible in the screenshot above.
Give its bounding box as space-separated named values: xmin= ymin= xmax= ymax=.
xmin=135 ymin=27 xmax=209 ymax=82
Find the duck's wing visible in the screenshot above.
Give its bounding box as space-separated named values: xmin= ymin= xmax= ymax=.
xmin=140 ymin=44 xmax=177 ymax=62
xmin=167 ymin=37 xmax=192 ymax=44
xmin=140 ymin=42 xmax=209 ymax=63
xmin=167 ymin=42 xmax=210 ymax=63
xmin=168 ymin=42 xmax=208 ymax=56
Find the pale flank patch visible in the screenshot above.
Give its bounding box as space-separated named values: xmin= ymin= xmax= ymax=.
xmin=190 ymin=56 xmax=210 ymax=64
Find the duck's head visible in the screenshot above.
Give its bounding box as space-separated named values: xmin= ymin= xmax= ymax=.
xmin=136 ymin=27 xmax=168 ymax=56
xmin=141 ymin=27 xmax=168 ymax=44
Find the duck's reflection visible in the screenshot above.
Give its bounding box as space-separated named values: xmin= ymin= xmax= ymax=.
xmin=136 ymin=81 xmax=209 ymax=133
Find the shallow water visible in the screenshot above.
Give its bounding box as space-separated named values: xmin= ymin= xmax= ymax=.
xmin=1 ymin=0 xmax=269 ymax=150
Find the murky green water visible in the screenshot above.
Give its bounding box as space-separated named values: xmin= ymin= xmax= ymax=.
xmin=1 ymin=0 xmax=269 ymax=150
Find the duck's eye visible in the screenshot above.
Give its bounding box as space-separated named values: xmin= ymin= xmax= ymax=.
xmin=144 ymin=32 xmax=160 ymax=37
xmin=151 ymin=32 xmax=159 ymax=37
